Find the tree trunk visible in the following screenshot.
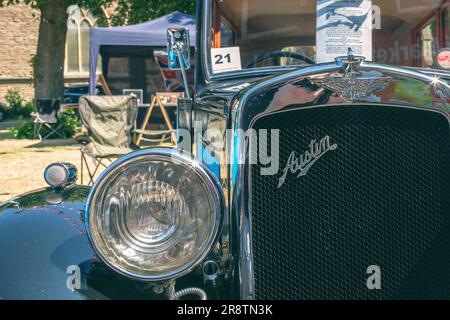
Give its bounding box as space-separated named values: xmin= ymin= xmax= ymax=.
xmin=34 ymin=0 xmax=71 ymax=101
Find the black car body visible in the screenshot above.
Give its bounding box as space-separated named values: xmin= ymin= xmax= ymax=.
xmin=1 ymin=0 xmax=450 ymax=300
xmin=64 ymin=84 xmax=104 ymax=105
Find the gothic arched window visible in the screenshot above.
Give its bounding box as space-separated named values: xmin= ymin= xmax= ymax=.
xmin=65 ymin=5 xmax=98 ymax=75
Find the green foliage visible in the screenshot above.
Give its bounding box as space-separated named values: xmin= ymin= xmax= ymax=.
xmin=2 ymin=0 xmax=196 ymax=25
xmin=59 ymin=109 xmax=81 ymax=137
xmin=8 ymin=120 xmax=34 ymax=139
xmin=0 ymin=0 xmax=197 ymax=103
xmin=1 ymin=0 xmax=48 ymax=9
xmin=8 ymin=109 xmax=80 ymax=139
xmin=111 ymin=0 xmax=196 ymax=26
xmin=4 ymin=88 xmax=34 ymax=118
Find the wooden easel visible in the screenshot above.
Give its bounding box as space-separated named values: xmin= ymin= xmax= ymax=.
xmin=135 ymin=92 xmax=184 ymax=146
xmin=98 ymin=74 xmax=112 ymax=95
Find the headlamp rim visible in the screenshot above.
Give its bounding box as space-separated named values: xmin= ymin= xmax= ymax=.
xmin=85 ymin=148 xmax=224 ymax=282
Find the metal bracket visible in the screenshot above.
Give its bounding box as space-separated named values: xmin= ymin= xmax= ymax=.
xmin=335 ymin=48 xmax=366 ymax=75
xmin=177 ymin=97 xmax=194 ymax=154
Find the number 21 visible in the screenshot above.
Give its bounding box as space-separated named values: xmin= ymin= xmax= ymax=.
xmin=215 ymin=53 xmax=231 ymax=64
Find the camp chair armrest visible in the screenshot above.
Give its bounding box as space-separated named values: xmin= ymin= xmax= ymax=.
xmin=74 ymin=133 xmax=91 ymax=145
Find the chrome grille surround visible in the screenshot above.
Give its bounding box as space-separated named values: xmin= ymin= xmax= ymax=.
xmin=228 ymin=61 xmax=450 ymax=300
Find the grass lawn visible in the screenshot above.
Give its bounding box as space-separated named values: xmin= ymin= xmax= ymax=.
xmin=0 ymin=137 xmax=103 ymax=203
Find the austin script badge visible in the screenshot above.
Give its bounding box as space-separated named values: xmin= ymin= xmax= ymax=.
xmin=278 ymin=136 xmax=338 ymax=188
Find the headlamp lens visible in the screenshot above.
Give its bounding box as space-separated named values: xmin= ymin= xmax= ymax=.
xmin=87 ymin=152 xmax=222 ymax=281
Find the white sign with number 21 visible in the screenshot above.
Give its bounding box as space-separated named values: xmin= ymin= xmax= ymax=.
xmin=211 ymin=47 xmax=242 ymax=73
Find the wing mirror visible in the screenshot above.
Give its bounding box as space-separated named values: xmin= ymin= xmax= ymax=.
xmin=167 ymin=27 xmax=191 ymax=71
xmin=167 ymin=27 xmax=191 ymax=99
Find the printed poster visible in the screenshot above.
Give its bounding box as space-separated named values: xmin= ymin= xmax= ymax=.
xmin=316 ymin=0 xmax=373 ymax=63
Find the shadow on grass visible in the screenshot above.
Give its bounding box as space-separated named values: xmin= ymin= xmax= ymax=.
xmin=25 ymin=139 xmax=78 ymax=149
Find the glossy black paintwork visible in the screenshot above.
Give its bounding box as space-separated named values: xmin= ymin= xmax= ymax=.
xmin=0 ymin=186 xmax=163 ymax=300
xmin=195 ymin=68 xmax=450 ymax=113
xmin=0 ymin=186 xmax=216 ymax=299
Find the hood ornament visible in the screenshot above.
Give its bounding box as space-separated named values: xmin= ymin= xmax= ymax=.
xmin=310 ymin=48 xmax=393 ymax=102
xmin=336 ymin=48 xmax=365 ymax=73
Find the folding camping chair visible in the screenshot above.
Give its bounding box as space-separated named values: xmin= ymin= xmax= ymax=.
xmin=33 ymin=99 xmax=65 ymax=140
xmin=77 ymin=95 xmax=138 ymax=185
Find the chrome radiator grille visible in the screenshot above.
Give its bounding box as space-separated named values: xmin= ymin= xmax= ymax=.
xmin=250 ymin=105 xmax=450 ymax=299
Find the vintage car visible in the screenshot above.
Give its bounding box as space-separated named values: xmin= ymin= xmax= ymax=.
xmin=1 ymin=0 xmax=450 ymax=300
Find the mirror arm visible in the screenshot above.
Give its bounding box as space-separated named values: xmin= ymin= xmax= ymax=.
xmin=176 ymin=47 xmax=191 ymax=99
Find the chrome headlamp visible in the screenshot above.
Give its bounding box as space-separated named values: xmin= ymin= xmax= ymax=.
xmin=44 ymin=163 xmax=77 ymax=188
xmin=85 ymin=149 xmax=224 ymax=281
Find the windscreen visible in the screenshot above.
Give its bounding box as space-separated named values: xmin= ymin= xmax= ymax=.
xmin=207 ymin=0 xmax=449 ymax=74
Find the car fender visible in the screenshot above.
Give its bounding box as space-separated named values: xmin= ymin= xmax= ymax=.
xmin=0 ymin=186 xmax=151 ymax=300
